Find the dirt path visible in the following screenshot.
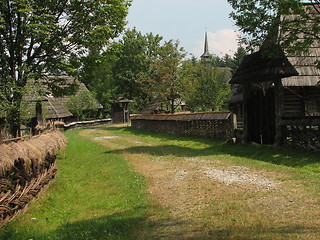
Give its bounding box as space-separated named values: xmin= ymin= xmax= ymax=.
xmin=80 ymin=127 xmax=320 ymax=240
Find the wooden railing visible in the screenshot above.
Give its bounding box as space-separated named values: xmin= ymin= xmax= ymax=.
xmin=281 ymin=118 xmax=320 ymax=150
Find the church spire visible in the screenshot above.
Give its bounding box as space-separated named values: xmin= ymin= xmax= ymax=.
xmin=201 ymin=32 xmax=211 ymax=66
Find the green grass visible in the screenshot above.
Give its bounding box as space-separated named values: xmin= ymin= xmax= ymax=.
xmin=0 ymin=129 xmax=150 ymax=240
xmin=1 ymin=126 xmax=319 ymax=240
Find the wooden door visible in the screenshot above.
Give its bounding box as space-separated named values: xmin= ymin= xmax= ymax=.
xmin=247 ymin=88 xmax=275 ymax=144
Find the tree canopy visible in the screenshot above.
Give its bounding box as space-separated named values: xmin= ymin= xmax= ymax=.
xmin=0 ymin=0 xmax=131 ymax=136
xmin=79 ymin=29 xmax=239 ymax=115
xmin=181 ymin=59 xmax=231 ymax=112
xmin=227 ymin=0 xmax=320 ymax=54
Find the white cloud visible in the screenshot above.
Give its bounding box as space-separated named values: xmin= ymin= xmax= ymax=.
xmin=193 ymin=29 xmax=240 ymax=58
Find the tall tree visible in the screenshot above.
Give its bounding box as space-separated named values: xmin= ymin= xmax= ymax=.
xmin=181 ymin=59 xmax=231 ymax=112
xmin=0 ymin=0 xmax=131 ymax=136
xmin=77 ymin=46 xmax=119 ymax=114
xmin=228 ymin=0 xmax=319 ymax=54
xmin=138 ymin=40 xmax=186 ymax=113
xmin=112 ymin=28 xmax=163 ymax=111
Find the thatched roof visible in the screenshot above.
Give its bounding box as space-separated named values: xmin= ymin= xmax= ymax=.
xmin=229 ymin=47 xmax=299 ymax=84
xmin=140 ymin=100 xmax=164 ymax=115
xmin=45 ymin=96 xmax=73 ymax=119
xmin=43 ymin=75 xmax=103 ymax=110
xmin=24 ymin=75 xmax=102 ymax=120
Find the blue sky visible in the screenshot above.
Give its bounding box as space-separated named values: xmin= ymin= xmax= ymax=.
xmin=126 ymin=0 xmax=239 ymax=58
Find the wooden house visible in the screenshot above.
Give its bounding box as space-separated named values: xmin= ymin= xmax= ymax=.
xmin=25 ymin=75 xmax=102 ymax=126
xmin=229 ymin=41 xmax=320 ymax=149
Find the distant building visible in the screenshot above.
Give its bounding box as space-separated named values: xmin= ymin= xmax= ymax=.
xmin=111 ymin=97 xmax=133 ymax=124
xmin=25 ymin=75 xmax=102 ymax=124
xmin=200 ymin=32 xmax=211 ymax=67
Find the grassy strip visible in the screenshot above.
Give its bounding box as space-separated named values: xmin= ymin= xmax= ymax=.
xmin=0 ymin=129 xmax=150 ymax=240
xmin=102 ymin=127 xmax=320 ymax=239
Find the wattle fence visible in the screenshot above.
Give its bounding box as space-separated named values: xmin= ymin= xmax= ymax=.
xmin=130 ymin=112 xmax=237 ymax=140
xmin=0 ymin=131 xmax=66 ymax=227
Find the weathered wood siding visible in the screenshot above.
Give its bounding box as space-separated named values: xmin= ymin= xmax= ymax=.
xmin=283 ymin=88 xmax=305 ymax=118
xmin=283 ymin=87 xmax=320 ymax=118
xmin=131 ymin=112 xmax=236 ymax=140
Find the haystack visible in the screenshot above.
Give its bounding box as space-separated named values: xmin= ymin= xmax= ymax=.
xmin=0 ymin=131 xmax=66 ymax=226
xmin=0 ymin=131 xmax=66 ymax=178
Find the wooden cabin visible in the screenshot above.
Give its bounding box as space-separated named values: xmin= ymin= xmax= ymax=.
xmin=229 ymin=41 xmax=320 ymax=149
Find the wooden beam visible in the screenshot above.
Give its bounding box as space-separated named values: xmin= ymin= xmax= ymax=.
xmin=274 ymin=79 xmax=285 ymax=146
xmin=242 ymin=83 xmax=250 ymax=144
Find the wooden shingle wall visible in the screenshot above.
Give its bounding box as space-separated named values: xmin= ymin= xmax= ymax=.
xmin=131 ymin=112 xmax=236 ymax=140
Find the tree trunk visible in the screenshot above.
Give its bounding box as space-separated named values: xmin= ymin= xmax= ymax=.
xmin=0 ymin=127 xmax=3 ymax=144
xmin=170 ymin=99 xmax=175 ymax=114
xmin=9 ymin=110 xmax=21 ymax=138
xmin=8 ymin=94 xmax=23 ymax=138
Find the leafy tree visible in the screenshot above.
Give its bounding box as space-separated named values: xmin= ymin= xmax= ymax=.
xmin=218 ymin=46 xmax=247 ymax=73
xmin=66 ymin=90 xmax=101 ymax=121
xmin=230 ymin=46 xmax=247 ymax=72
xmin=182 ymin=59 xmax=231 ymax=112
xmin=138 ymin=40 xmax=186 ymax=113
xmin=112 ymin=28 xmax=163 ymax=112
xmin=0 ymin=0 xmax=131 ymax=136
xmin=112 ymin=28 xmax=162 ymax=112
xmin=228 ymin=0 xmax=319 ymax=55
xmin=77 ymin=47 xmax=119 ymax=115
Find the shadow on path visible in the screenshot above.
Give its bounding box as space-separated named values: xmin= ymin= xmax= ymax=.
xmin=102 ymin=126 xmax=320 ymax=169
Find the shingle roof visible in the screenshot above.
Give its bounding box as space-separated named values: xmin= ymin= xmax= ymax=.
xmin=201 ymin=32 xmax=210 ymax=59
xmin=230 ymin=4 xmax=320 ymax=87
xmin=229 ymin=47 xmax=299 ymax=84
xmin=24 ymin=75 xmax=102 ymax=120
xmin=131 ymin=111 xmax=232 ymax=121
xmin=283 ymin=41 xmax=320 ymax=86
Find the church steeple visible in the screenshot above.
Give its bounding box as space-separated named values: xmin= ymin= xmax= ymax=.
xmin=200 ymin=32 xmax=211 ymax=66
